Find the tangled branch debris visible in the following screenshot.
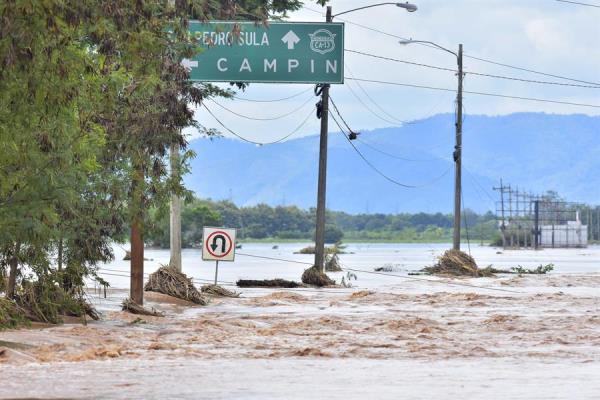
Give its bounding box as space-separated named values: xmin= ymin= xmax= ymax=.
xmin=295 ymin=244 xmax=347 ymax=255
xmin=325 ymin=254 xmax=343 ymax=272
xmin=201 ymin=284 xmax=240 ymax=298
xmin=421 ymin=250 xmax=494 ymax=277
xmin=145 ymin=265 xmax=209 ymax=305
xmin=236 ymin=279 xmax=303 ymax=288
xmin=121 ymin=298 xmax=164 ymax=317
xmin=301 ymin=266 xmax=336 ymax=287
xmin=0 ymin=298 xmax=27 ymax=330
xmin=17 ymin=281 xmax=99 ymax=324
xmin=512 ymin=264 xmax=554 ymax=274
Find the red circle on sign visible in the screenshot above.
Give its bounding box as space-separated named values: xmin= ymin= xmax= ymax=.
xmin=206 ymin=230 xmax=233 ymax=258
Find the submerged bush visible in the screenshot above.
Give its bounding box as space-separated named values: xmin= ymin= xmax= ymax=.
xmin=0 ymin=298 xmax=27 ymax=330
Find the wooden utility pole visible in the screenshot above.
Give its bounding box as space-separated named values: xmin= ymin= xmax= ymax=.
xmin=452 ymin=43 xmax=463 ymax=251
xmin=130 ymin=161 xmax=144 ymax=305
xmin=169 ymin=143 xmax=182 ymax=272
xmin=314 ymin=6 xmax=332 ymax=271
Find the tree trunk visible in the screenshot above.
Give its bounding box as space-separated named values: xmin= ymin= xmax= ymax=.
xmin=57 ymin=237 xmax=63 ymax=271
xmin=6 ymin=242 xmax=20 ymax=299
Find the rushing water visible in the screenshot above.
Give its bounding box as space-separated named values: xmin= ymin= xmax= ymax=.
xmin=4 ymin=243 xmax=600 ymax=400
xmin=96 ymin=242 xmax=600 ymax=290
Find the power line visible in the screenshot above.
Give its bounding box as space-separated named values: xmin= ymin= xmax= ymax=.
xmin=233 ymin=88 xmax=313 ymax=102
xmin=329 ymin=97 xmax=453 ymax=189
xmin=303 ymin=5 xmax=600 ymax=87
xmin=356 ymin=138 xmax=444 ymax=162
xmin=345 ymin=63 xmax=409 ymax=125
xmin=343 ymin=76 xmax=404 ymax=126
xmin=202 ymin=103 xmax=314 ymax=145
xmin=345 ymin=77 xmax=600 ymax=109
xmin=346 ymin=48 xmax=600 ymax=89
xmin=556 ymin=0 xmax=600 ymax=7
xmin=464 ymin=54 xmax=600 ymax=87
xmin=234 ymin=251 xmax=525 ymax=294
xmin=346 ymin=48 xmax=455 ymax=73
xmin=209 ymin=94 xmax=314 ymax=121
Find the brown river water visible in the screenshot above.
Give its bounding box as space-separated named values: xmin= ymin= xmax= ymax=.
xmin=1 ymin=243 xmax=599 ymax=399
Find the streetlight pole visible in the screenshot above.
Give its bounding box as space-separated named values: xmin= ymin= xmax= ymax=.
xmin=313 ymin=2 xmax=418 ymax=272
xmin=399 ymin=39 xmax=463 ymax=250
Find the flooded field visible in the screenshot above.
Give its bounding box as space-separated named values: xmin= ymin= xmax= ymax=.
xmin=1 ymin=243 xmax=599 ymax=399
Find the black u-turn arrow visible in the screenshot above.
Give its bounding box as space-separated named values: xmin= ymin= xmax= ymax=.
xmin=210 ymin=234 xmax=227 ymax=253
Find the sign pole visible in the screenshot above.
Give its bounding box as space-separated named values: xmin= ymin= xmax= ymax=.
xmin=314 ymin=6 xmax=333 ymax=272
xmin=214 ymin=260 xmax=219 ymax=285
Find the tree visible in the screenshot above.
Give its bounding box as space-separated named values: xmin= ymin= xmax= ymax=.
xmin=323 ymin=224 xmax=344 ymax=244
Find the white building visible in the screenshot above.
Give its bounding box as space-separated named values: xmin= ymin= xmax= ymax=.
xmin=540 ymin=218 xmax=588 ymax=248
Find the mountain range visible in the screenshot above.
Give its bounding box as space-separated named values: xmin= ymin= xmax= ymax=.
xmin=184 ymin=112 xmax=600 ymax=214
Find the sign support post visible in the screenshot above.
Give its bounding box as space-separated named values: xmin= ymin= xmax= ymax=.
xmin=314 ymin=6 xmax=333 ymax=272
xmin=214 ymin=260 xmax=219 ymax=285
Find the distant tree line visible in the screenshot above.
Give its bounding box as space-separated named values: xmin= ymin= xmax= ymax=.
xmin=146 ymin=197 xmax=500 ymax=247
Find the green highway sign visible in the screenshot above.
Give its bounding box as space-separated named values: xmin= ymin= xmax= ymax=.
xmin=186 ymin=21 xmax=344 ymax=84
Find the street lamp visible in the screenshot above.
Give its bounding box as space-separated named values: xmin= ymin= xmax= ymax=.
xmin=312 ymin=3 xmax=418 ymax=272
xmin=334 ymin=2 xmax=418 ymax=18
xmin=400 ymin=39 xmax=464 ymax=251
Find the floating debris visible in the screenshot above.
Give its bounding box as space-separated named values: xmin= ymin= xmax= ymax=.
xmin=122 ymin=250 xmax=152 ymax=261
xmin=201 ymin=284 xmax=240 ymax=298
xmin=236 ymin=279 xmax=303 ymax=288
xmin=374 ymin=264 xmax=402 ymax=273
xmin=121 ymin=298 xmax=164 ymax=317
xmin=295 ymin=244 xmax=347 ymax=255
xmin=145 ymin=265 xmax=209 ymax=305
xmin=511 ymin=264 xmax=554 ymax=274
xmin=421 ymin=250 xmax=494 ymax=277
xmin=325 ymin=253 xmax=343 ymax=272
xmin=301 ymin=266 xmax=335 ymax=287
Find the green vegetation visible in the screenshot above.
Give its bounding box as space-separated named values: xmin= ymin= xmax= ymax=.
xmin=0 ymin=0 xmax=312 ymax=327
xmin=511 ymin=264 xmax=555 ymax=275
xmin=146 ymin=197 xmax=499 ymax=246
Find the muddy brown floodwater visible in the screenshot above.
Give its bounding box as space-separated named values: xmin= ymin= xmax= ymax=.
xmin=1 ymin=244 xmax=600 ymax=399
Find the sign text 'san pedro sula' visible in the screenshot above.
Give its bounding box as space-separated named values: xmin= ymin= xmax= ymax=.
xmin=185 ymin=21 xmax=344 ymax=84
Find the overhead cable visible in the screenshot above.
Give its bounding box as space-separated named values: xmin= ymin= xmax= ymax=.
xmin=235 ymin=250 xmax=524 ymax=294
xmin=233 ymin=88 xmax=313 ymax=102
xmin=347 ymin=49 xmax=600 ymax=89
xmin=329 ymin=97 xmax=453 ymax=189
xmin=556 ymin=0 xmax=600 ymax=7
xmin=345 ymin=77 xmax=600 ymax=109
xmin=345 ymin=64 xmax=409 ymax=125
xmin=203 ymin=103 xmax=314 ymax=145
xmin=209 ymin=94 xmax=314 ymax=121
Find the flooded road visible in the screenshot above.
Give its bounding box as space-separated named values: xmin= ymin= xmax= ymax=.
xmin=1 ymin=243 xmax=599 ymax=399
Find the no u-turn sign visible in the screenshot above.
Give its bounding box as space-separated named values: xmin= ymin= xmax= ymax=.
xmin=202 ymin=227 xmax=237 ymax=262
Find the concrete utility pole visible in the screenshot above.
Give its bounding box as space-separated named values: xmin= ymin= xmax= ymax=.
xmin=314 ymin=6 xmax=332 ymax=272
xmin=452 ymin=44 xmax=464 ymax=251
xmin=313 ymin=2 xmax=417 ymax=270
xmin=169 ymin=143 xmax=182 ymax=272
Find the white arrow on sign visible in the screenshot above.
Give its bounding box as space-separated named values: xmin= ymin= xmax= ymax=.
xmin=281 ymin=30 xmax=300 ymax=50
xmin=181 ymin=58 xmax=198 ymax=71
